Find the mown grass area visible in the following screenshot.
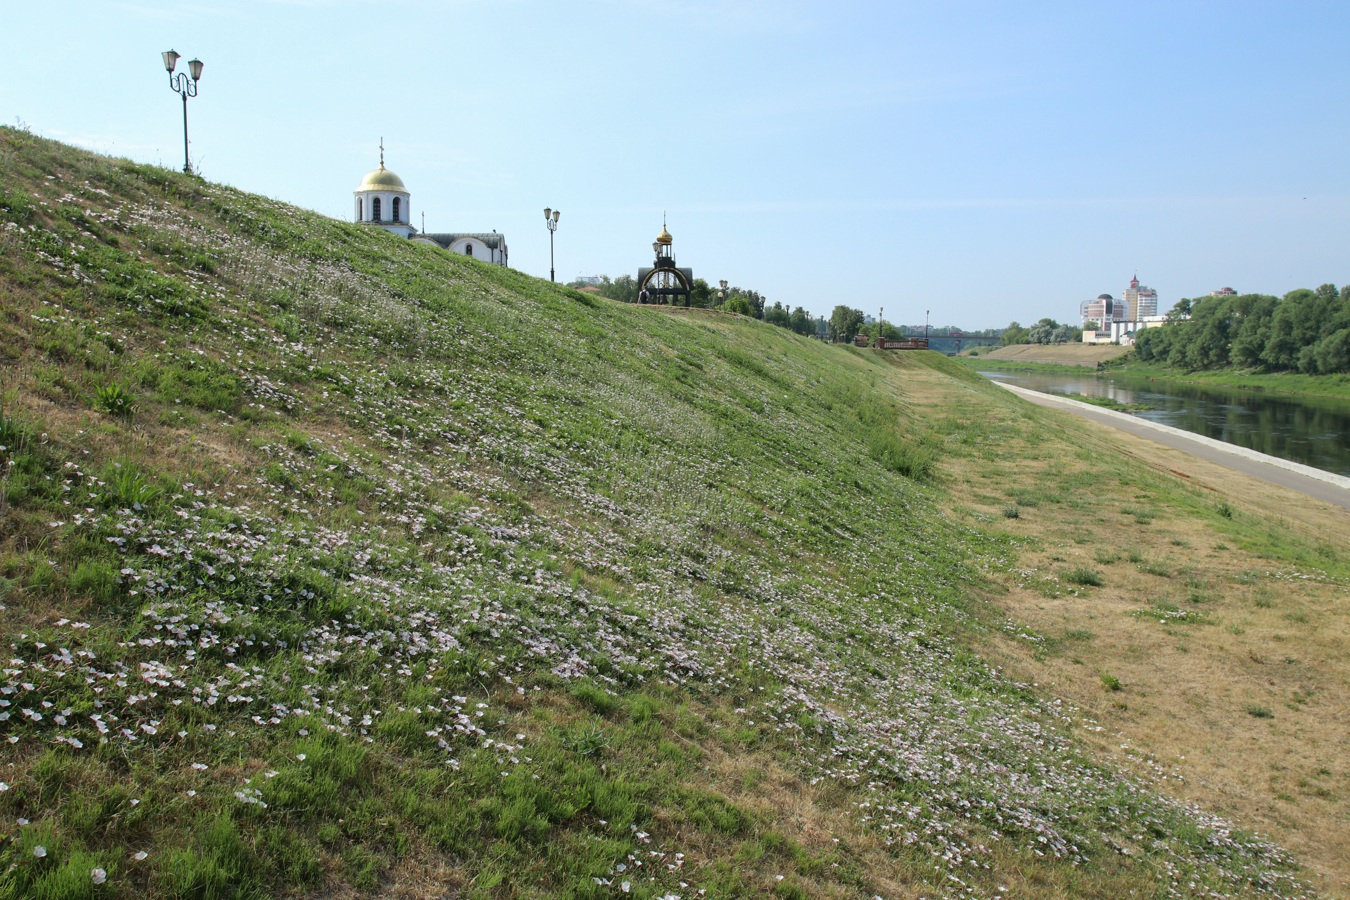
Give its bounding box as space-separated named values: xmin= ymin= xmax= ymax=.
xmin=0 ymin=128 xmax=1331 ymax=898
xmin=901 ymin=358 xmax=1350 ymax=896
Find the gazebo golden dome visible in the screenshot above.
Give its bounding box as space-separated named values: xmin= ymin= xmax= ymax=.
xmin=655 ymin=227 xmax=673 ymax=245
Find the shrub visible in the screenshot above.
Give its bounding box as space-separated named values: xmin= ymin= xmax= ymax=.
xmin=1246 ymin=705 xmax=1274 ymax=719
xmin=1100 ymin=673 xmax=1122 ymax=692
xmin=101 ymin=462 xmax=163 ymax=509
xmin=1065 ymin=566 xmax=1103 ymax=587
xmin=867 ymin=429 xmax=936 ymax=480
xmin=1002 ymin=504 xmax=1020 ymax=519
xmin=93 ymin=382 xmax=136 ymax=419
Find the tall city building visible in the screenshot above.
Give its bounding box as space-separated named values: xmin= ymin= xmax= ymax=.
xmin=1122 ymin=274 xmax=1158 ymax=320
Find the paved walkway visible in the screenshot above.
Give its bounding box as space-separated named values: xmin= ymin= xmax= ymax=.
xmin=997 ymin=382 xmax=1350 ymax=512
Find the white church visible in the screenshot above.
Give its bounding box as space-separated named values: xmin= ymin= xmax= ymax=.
xmin=353 ymin=144 xmax=508 ymax=266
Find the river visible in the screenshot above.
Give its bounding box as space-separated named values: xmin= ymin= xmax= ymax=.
xmin=978 ymin=370 xmax=1350 ymax=477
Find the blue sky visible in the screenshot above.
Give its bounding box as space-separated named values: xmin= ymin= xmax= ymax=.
xmin=4 ymin=1 xmax=1348 ymax=327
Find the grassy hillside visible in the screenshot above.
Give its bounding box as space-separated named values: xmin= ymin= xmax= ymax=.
xmin=0 ymin=128 xmax=1328 ymax=898
xmin=973 ymin=345 xmax=1131 ymax=367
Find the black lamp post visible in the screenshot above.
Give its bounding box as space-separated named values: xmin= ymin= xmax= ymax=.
xmin=543 ymin=207 xmax=560 ymax=282
xmin=718 ymin=279 xmax=728 ymax=307
xmin=162 ymin=50 xmax=203 ymax=175
xmin=925 ymin=308 xmax=930 ymax=344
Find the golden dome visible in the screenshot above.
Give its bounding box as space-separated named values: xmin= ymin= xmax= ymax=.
xmin=655 ymin=227 xmax=673 ymax=245
xmin=356 ymin=164 xmax=407 ymax=193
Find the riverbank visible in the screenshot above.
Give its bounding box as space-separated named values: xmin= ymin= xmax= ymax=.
xmin=898 ymin=356 xmax=1350 ymax=894
xmin=972 ymin=343 xmax=1130 ymax=368
xmin=1100 ymin=361 xmax=1350 ymax=400
xmin=965 ymin=346 xmax=1350 ymax=400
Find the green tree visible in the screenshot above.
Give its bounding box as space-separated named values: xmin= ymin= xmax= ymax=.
xmin=1050 ymin=324 xmax=1080 ymax=344
xmin=724 ymin=296 xmax=753 ymax=316
xmin=764 ymin=301 xmax=791 ymax=328
xmin=829 ymin=306 xmax=865 ymax=343
xmin=690 ymin=278 xmax=712 ymax=308
xmin=1133 ymin=324 xmax=1173 ymax=362
xmin=1000 ymin=321 xmax=1030 ymax=346
xmin=1165 ymin=297 xmax=1192 ymax=322
xmin=1027 ymin=318 xmax=1059 ymax=344
xmin=598 ymin=274 xmax=638 ymax=304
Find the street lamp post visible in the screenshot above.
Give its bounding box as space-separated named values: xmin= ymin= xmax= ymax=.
xmin=925 ymin=309 xmax=930 ymax=345
xmin=161 ymin=50 xmax=204 ymax=175
xmin=543 ymin=208 xmax=560 ymax=282
xmin=717 ymin=279 xmax=727 ymax=308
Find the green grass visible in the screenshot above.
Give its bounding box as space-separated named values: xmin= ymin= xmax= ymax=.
xmin=0 ymin=127 xmax=1321 ymax=900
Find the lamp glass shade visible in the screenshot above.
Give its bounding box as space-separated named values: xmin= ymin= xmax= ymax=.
xmin=653 ymin=242 xmax=660 ymax=253
xmin=543 ymin=207 xmax=551 ymax=220
xmin=162 ymin=50 xmax=180 ymax=72
xmin=552 ymin=210 xmax=560 ymax=222
xmin=188 ymin=58 xmax=204 ymax=81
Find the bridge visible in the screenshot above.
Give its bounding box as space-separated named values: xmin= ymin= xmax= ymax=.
xmin=923 ymin=334 xmax=1000 ymax=355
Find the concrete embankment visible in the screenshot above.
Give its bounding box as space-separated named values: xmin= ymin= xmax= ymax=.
xmin=998 ymin=382 xmax=1350 ymax=510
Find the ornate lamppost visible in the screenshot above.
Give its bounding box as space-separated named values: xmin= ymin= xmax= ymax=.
xmin=925 ymin=309 xmax=930 ymax=345
xmin=543 ymin=207 xmax=560 ymax=282
xmin=161 ymin=50 xmax=204 ymax=175
xmin=718 ymin=279 xmax=728 ymax=306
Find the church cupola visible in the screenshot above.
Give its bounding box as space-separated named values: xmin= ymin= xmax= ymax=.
xmin=653 ymin=223 xmax=674 ymax=262
xmin=354 ymin=139 xmax=414 ymax=238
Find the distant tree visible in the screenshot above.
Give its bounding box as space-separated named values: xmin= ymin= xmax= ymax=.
xmin=724 ymin=296 xmax=753 ymax=316
xmin=1027 ymin=318 xmax=1059 ymax=345
xmin=829 ymin=306 xmax=865 ymax=343
xmin=1133 ymin=324 xmax=1172 ymax=362
xmin=1051 ymin=324 xmax=1080 ymax=344
xmin=1000 ymin=321 xmax=1030 ymax=346
xmin=1082 ymin=320 xmax=1100 ymax=332
xmin=1133 ymin=285 xmax=1349 ymax=374
xmin=690 ymin=278 xmax=712 ymax=308
xmin=1311 ymin=328 xmax=1350 ymax=374
xmin=599 ymin=274 xmax=638 ymax=304
xmin=764 ymin=301 xmax=791 ymax=328
xmin=1165 ymin=298 xmax=1192 ymax=322
xmin=789 ymin=306 xmax=812 ymax=335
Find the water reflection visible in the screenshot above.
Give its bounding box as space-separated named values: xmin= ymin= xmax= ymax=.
xmin=980 ymin=371 xmax=1350 ymax=476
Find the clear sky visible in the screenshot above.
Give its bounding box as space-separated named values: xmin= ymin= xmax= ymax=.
xmin=4 ymin=1 xmax=1349 ymax=328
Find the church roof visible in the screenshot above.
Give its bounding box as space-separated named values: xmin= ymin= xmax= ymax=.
xmin=356 ymin=165 xmax=407 ymax=193
xmin=422 ymin=232 xmax=506 ymax=250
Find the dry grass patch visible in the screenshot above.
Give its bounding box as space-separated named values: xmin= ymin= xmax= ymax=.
xmin=892 ymin=357 xmax=1350 ymax=897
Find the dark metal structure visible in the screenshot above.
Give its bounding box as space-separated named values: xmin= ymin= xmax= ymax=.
xmin=544 ymin=208 xmax=560 ymax=282
xmin=637 ymin=223 xmax=693 ymax=306
xmin=161 ymin=50 xmax=203 ymax=174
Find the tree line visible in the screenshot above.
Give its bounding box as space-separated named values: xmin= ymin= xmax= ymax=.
xmin=999 ymin=318 xmax=1082 ymax=345
xmin=1134 ymin=284 xmax=1350 ymax=374
xmin=573 ymin=275 xmax=827 ymax=337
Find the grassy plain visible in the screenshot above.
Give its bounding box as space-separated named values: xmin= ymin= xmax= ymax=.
xmin=972 ymin=344 xmax=1130 ymax=368
xmin=1 ymin=128 xmax=1345 ymax=898
xmin=897 ymin=359 xmax=1350 ymax=896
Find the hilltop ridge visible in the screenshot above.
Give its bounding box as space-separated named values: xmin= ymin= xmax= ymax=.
xmin=0 ymin=129 xmax=1329 ymax=898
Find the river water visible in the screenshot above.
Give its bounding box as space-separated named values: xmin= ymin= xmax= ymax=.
xmin=978 ymin=370 xmax=1350 ymax=477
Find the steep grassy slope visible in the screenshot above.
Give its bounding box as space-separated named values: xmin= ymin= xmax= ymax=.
xmin=0 ymin=128 xmax=1314 ymax=898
